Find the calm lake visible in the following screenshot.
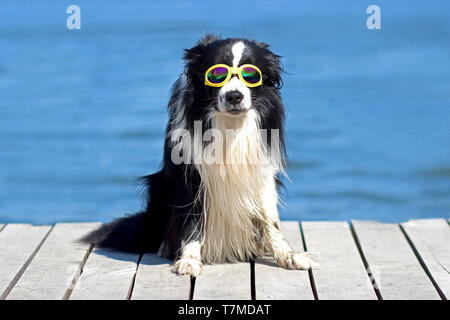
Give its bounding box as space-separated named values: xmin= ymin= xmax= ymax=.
xmin=0 ymin=0 xmax=449 ymax=224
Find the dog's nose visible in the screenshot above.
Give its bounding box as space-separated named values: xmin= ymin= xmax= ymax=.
xmin=225 ymin=90 xmax=244 ymax=105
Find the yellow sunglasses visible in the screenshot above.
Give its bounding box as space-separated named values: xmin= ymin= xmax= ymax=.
xmin=204 ymin=64 xmax=263 ymax=88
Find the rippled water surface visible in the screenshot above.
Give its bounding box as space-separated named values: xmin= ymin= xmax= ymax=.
xmin=0 ymin=1 xmax=449 ymax=223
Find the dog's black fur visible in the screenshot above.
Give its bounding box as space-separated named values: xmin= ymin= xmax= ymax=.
xmin=82 ymin=35 xmax=286 ymax=261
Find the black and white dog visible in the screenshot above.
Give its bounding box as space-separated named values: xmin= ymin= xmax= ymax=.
xmin=83 ymin=35 xmax=315 ymax=276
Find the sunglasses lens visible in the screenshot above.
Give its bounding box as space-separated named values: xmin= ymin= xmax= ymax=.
xmin=241 ymin=66 xmax=261 ymax=84
xmin=207 ymin=67 xmax=229 ymax=84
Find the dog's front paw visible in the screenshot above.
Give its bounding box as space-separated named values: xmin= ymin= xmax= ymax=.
xmin=278 ymin=252 xmax=319 ymax=270
xmin=172 ymin=258 xmax=203 ymax=277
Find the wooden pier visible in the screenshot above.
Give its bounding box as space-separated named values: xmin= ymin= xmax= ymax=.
xmin=0 ymin=219 xmax=448 ymax=300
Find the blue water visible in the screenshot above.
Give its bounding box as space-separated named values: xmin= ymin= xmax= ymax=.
xmin=0 ymin=0 xmax=449 ymax=224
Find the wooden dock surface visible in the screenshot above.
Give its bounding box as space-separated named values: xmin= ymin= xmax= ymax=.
xmin=0 ymin=219 xmax=448 ymax=300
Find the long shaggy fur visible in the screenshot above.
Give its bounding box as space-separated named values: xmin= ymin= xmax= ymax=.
xmin=82 ymin=35 xmax=316 ymax=275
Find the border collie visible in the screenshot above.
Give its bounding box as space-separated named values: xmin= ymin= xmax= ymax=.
xmin=83 ymin=35 xmax=316 ymax=276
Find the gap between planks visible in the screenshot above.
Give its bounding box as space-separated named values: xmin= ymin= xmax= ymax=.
xmin=400 ymin=219 xmax=450 ymax=299
xmin=253 ymin=221 xmax=314 ymax=300
xmin=302 ymin=221 xmax=378 ymax=300
xmin=4 ymin=223 xmax=101 ymax=300
xmin=351 ymin=220 xmax=442 ymax=300
xmin=0 ymin=224 xmax=54 ymax=299
xmin=1 ymin=219 xmax=448 ymax=300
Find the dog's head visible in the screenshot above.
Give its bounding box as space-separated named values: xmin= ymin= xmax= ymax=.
xmin=182 ymin=35 xmax=283 ymax=120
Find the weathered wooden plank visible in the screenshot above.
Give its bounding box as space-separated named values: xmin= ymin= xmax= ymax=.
xmin=302 ymin=221 xmax=377 ymax=300
xmin=351 ymin=220 xmax=441 ymax=300
xmin=69 ymin=248 xmax=140 ymax=300
xmin=193 ymin=262 xmax=251 ymax=300
xmin=401 ymin=219 xmax=450 ymax=299
xmin=0 ymin=224 xmax=52 ymax=299
xmin=280 ymin=221 xmax=304 ymax=252
xmin=7 ymin=223 xmax=101 ymax=300
xmin=131 ymin=254 xmax=190 ymax=300
xmin=254 ymin=221 xmax=313 ymax=299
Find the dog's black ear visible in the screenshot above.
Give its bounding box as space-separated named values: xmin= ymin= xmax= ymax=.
xmin=198 ymin=34 xmax=221 ymax=46
xmin=183 ymin=47 xmax=202 ymax=65
xmin=183 ymin=34 xmax=221 ymax=81
xmin=261 ymin=48 xmax=283 ymax=89
xmin=255 ymin=41 xmax=270 ymax=49
xmin=249 ymin=40 xmax=283 ymax=89
xmin=183 ymin=34 xmax=221 ymax=64
xmin=265 ymin=52 xmax=283 ymax=89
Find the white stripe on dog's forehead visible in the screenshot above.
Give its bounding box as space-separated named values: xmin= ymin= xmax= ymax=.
xmin=232 ymin=42 xmax=245 ymax=67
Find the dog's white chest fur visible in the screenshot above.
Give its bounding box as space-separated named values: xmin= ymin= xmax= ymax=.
xmin=196 ymin=112 xmax=279 ymax=263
